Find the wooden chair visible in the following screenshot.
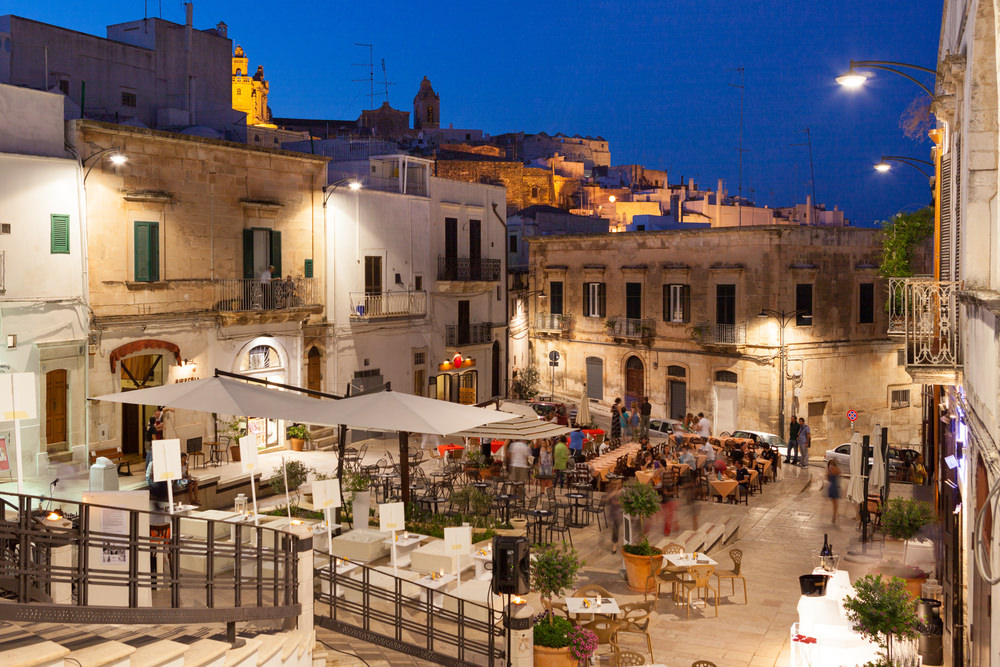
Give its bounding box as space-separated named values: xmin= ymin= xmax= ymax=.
xmin=679 ymin=565 xmax=718 ymax=617
xmin=616 ymin=600 xmax=655 ymax=662
xmin=549 ymin=600 xmax=570 ymax=619
xmin=645 ymin=561 xmax=684 ymax=605
xmin=714 ymin=548 xmax=747 ymax=604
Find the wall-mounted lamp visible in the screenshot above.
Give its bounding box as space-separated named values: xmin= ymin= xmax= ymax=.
xmin=6 ymin=334 xmax=15 ymax=349
xmin=82 ymin=147 xmax=127 ymax=182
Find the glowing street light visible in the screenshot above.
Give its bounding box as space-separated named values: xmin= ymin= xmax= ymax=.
xmin=873 ymin=155 xmax=933 ymax=179
xmin=836 ymin=60 xmax=936 ymax=97
xmin=836 ymin=70 xmax=868 ymax=90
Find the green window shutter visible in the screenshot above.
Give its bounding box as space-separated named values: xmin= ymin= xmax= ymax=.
xmin=269 ymin=230 xmax=282 ymax=277
xmin=134 ymin=221 xmax=159 ymax=282
xmin=303 ymin=259 xmax=313 ymax=278
xmin=243 ymin=229 xmax=254 ymax=279
xmin=50 ymin=214 xmax=70 ymax=254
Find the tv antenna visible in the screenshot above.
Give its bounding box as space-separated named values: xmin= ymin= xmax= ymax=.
xmin=352 ymin=43 xmax=375 ymax=111
xmin=791 ymin=127 xmax=817 ymax=210
xmin=379 ymin=58 xmax=397 ymax=106
xmin=728 ymin=67 xmax=748 ymax=225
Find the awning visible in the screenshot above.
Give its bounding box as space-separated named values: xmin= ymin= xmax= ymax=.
xmin=449 ymin=412 xmax=573 ymax=441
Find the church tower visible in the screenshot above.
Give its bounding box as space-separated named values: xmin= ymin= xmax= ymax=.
xmin=413 ymin=76 xmax=439 ymax=130
xmin=232 ymin=45 xmax=272 ymax=126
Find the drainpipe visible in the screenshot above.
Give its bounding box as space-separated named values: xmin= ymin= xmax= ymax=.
xmin=491 ymin=202 xmax=508 ymax=397
xmin=185 ymin=3 xmax=194 ymax=124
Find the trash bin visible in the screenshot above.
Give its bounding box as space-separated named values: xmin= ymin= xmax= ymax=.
xmin=89 ymin=457 xmax=119 ymax=491
xmin=916 ymin=597 xmax=943 ymax=665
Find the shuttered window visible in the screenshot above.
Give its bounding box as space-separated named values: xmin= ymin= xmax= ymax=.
xmin=134 ymin=221 xmax=160 ymax=282
xmin=50 ymin=214 xmax=70 ymax=254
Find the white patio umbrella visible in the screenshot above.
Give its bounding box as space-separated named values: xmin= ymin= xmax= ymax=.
xmin=450 ymin=412 xmax=573 ymax=441
xmin=869 ymin=424 xmax=886 ymax=492
xmin=846 ymin=432 xmax=865 ymax=504
xmin=577 ymin=382 xmax=591 ymax=427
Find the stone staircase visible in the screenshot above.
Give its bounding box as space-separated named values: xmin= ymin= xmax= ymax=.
xmin=45 ymin=441 xmax=74 ymax=466
xmin=0 ymin=620 xmax=323 ymax=667
xmin=307 ymin=426 xmax=338 ymax=452
xmin=654 ymin=513 xmax=744 ymax=555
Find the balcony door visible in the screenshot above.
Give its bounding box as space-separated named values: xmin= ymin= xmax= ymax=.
xmin=45 ymin=369 xmax=67 ymax=445
xmin=624 ymin=355 xmax=644 ymax=411
xmin=243 ymin=228 xmax=281 ymax=278
xmin=444 ymin=217 xmax=458 ymax=280
xmin=469 ymin=219 xmax=481 ymax=280
xmin=458 ymin=300 xmax=470 ymax=345
xmin=364 ymin=255 xmax=383 ymax=316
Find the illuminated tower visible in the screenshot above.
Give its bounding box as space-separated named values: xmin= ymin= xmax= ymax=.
xmin=413 ymin=76 xmax=439 ymax=130
xmin=232 ymin=45 xmax=271 ymax=126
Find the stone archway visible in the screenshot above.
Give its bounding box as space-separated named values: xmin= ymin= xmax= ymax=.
xmin=623 ymin=356 xmax=644 ymax=411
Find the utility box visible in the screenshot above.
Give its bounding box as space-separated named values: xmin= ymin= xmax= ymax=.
xmin=89 ymin=457 xmax=119 ymax=491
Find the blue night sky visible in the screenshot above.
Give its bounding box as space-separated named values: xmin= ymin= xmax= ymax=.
xmin=9 ymin=1 xmax=942 ymax=226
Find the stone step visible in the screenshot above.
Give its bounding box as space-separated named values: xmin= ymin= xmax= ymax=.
xmin=127 ymin=639 xmax=188 ymax=667
xmin=180 ymin=638 xmax=230 ymax=667
xmin=64 ymin=638 xmax=135 ymax=666
xmin=47 ymin=451 xmax=74 ymax=465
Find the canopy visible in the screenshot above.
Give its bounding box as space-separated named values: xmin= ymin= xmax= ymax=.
xmin=449 ymin=412 xmax=573 ymax=441
xmin=90 ymin=376 xmax=320 ymax=421
xmin=577 ymin=382 xmax=591 ymax=427
xmin=846 ymin=432 xmax=865 ymax=504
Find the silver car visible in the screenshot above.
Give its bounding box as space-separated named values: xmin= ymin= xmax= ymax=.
xmin=648 ymin=418 xmax=690 ymax=440
xmin=730 ymin=430 xmax=789 ymax=459
xmin=824 ymin=443 xmax=919 ymax=477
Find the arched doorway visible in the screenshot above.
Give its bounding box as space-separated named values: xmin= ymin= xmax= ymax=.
xmin=120 ymin=353 xmax=167 ymax=456
xmin=307 ymin=347 xmax=322 ymax=395
xmin=624 ymin=356 xmax=644 ymax=411
xmin=235 ymin=339 xmax=288 ymax=450
xmin=491 ymin=340 xmax=501 ymax=398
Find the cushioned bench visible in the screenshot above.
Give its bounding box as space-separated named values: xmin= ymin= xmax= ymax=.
xmin=327 ymin=528 xmax=390 ymax=562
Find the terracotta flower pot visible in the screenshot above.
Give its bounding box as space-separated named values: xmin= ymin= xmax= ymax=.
xmin=290 ymin=438 xmax=305 ymax=452
xmin=622 ymin=549 xmax=663 ymax=592
xmin=532 ymin=644 xmax=577 ymax=667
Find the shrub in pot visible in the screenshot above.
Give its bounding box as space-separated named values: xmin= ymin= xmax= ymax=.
xmin=622 ymin=536 xmax=664 ymax=592
xmin=286 ymin=424 xmax=311 ymax=451
xmin=620 ymin=480 xmax=661 ymax=544
xmin=531 ymin=545 xmax=585 ymax=666
xmin=843 ymin=574 xmax=920 ymax=667
xmin=882 ymin=498 xmax=934 ymax=540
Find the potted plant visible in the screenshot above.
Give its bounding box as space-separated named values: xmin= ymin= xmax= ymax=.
xmin=531 ymin=545 xmax=583 ymax=667
xmin=220 ymin=416 xmax=246 ymax=461
xmin=269 ymin=459 xmax=314 ymax=509
xmin=882 ymin=497 xmax=934 ymax=541
xmin=843 ymin=574 xmax=920 ymax=667
xmin=619 ymin=480 xmax=663 ymax=591
xmin=872 ymin=559 xmax=930 ymax=600
xmin=286 ymin=424 xmax=311 ymax=452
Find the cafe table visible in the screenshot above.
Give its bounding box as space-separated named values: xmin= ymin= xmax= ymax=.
xmin=385 ymin=532 xmax=425 ymax=567
xmin=565 ymin=596 xmax=621 ymax=617
xmin=523 ymin=508 xmax=553 ymax=544
xmin=665 ymin=551 xmax=718 ymax=568
xmin=472 ymin=546 xmax=493 ymax=580
xmin=565 ymin=493 xmax=589 ymax=527
xmin=318 ymin=557 xmax=359 ymax=598
xmin=708 ymin=478 xmax=739 ymax=502
xmin=416 ymin=572 xmax=457 ymax=609
xmin=634 ymin=469 xmax=657 ymax=486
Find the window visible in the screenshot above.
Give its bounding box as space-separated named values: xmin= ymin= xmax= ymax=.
xmin=716 ymin=284 xmax=735 ymax=325
xmin=133 ymin=221 xmax=159 ymax=281
xmin=121 ymin=91 xmax=136 ymax=107
xmin=531 ymin=186 xmax=539 ymax=198
xmin=583 ymin=282 xmax=606 ymax=318
xmin=891 ymin=389 xmax=911 ymax=408
xmin=414 ymin=351 xmax=425 ymax=365
xmin=666 ymin=365 xmax=686 ymax=377
xmin=663 ymin=284 xmax=690 ymax=322
xmin=585 ymin=357 xmax=604 ymax=400
xmin=509 ymin=234 xmax=518 ymax=253
xmin=859 ymin=282 xmax=875 ymax=324
xmin=414 ymin=275 xmax=423 ymax=291
xmin=50 ymin=214 xmax=70 ymax=254
xmin=243 ymin=228 xmax=281 ymax=278
xmin=364 ymin=256 xmax=382 ymax=295
xmin=715 ymin=370 xmax=738 ymax=383
xmin=796 ymin=283 xmax=813 ymax=326
xmin=550 ymin=281 xmax=564 ymax=315
xmin=625 ymin=282 xmax=642 ymax=319
xmin=58 ymin=79 xmax=69 ymax=95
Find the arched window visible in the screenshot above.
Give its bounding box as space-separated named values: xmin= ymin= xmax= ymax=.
xmin=666 ymin=365 xmax=686 ymax=378
xmin=242 ymin=345 xmax=281 ymax=371
xmin=715 ymin=370 xmax=738 ymax=383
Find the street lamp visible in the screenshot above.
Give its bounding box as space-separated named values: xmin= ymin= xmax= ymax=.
xmin=757 ymin=308 xmax=803 ymax=441
xmin=322 ymin=177 xmax=362 ymax=206
xmin=836 ymin=60 xmax=936 ymax=97
xmin=873 ymin=155 xmax=934 ymax=179
xmin=82 ymin=147 xmax=127 ymax=182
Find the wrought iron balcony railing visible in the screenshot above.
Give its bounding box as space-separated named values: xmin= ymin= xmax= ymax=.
xmin=213 ymin=277 xmax=319 ymax=313
xmin=606 ymin=317 xmax=656 ymax=339
xmin=903 ymin=278 xmax=962 ymax=374
xmin=437 ymin=257 xmax=502 ymax=282
xmin=692 ymin=321 xmax=746 ymax=346
xmin=446 ymin=322 xmax=493 ymax=346
xmin=534 ymin=313 xmax=571 ymax=332
xmin=888 ymin=275 xmax=931 ymax=336
xmin=349 ymin=291 xmax=427 ymax=319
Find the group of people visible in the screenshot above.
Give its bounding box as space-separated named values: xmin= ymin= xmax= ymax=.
xmin=143 ymin=405 xmax=200 ymax=506
xmin=786 ymin=415 xmax=812 ymax=467
xmin=609 ymin=396 xmax=713 ymax=444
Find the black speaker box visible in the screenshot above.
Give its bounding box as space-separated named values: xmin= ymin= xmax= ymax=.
xmin=491 ymin=535 xmax=530 ymax=596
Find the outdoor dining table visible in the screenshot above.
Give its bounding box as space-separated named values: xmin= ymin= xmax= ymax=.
xmin=635 ymin=469 xmax=657 ymax=486
xmin=472 ymin=546 xmax=493 ymax=580
xmin=417 ymin=573 xmax=457 ymax=609
xmin=590 ymin=443 xmax=641 ymax=481
xmin=709 ymin=478 xmax=739 ymax=502
xmin=437 ymin=444 xmax=464 ymax=459
xmin=523 ymin=508 xmax=553 ymax=544
xmin=565 ymin=596 xmax=621 ymax=617
xmin=565 ymin=493 xmax=589 ymax=527
xmin=665 ymin=551 xmax=718 ymax=568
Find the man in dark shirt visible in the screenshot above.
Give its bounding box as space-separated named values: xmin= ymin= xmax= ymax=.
xmin=639 ymin=397 xmax=652 ymax=438
xmin=787 ymin=414 xmax=800 ymax=464
xmin=735 ymin=458 xmax=751 ymax=495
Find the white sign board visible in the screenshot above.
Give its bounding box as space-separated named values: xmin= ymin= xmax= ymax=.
xmin=379 ymin=501 xmax=405 ymax=532
xmin=240 ymin=434 xmax=259 ymax=474
xmin=152 ymin=439 xmax=182 ymax=482
xmin=0 ymin=373 xmax=37 ymax=420
xmin=312 ymin=478 xmax=342 ymax=510
xmin=444 ymin=525 xmax=472 ymax=555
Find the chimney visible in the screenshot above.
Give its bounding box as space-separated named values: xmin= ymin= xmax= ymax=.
xmin=186 ymin=2 xmax=193 ymax=26
xmin=806 ymin=195 xmax=815 ymax=224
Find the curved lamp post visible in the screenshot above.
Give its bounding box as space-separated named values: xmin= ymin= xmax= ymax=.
xmin=82 ymin=147 xmax=127 ymax=182
xmin=757 ymin=308 xmax=803 ymax=441
xmin=836 ymin=60 xmax=936 ymax=97
xmin=874 ymin=155 xmax=934 ymax=179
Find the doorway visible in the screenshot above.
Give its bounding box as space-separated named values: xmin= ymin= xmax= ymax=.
xmin=120 ymin=354 xmax=165 ymax=456
xmin=624 ymin=356 xmax=644 ymax=411
xmin=307 ymin=347 xmax=322 ymax=396
xmin=45 ymin=369 xmax=68 ymax=445
xmin=491 ymin=340 xmax=501 ymax=398
xmin=713 ymin=384 xmax=738 ymax=436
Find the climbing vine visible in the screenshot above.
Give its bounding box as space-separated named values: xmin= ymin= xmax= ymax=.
xmin=878 ymin=207 xmax=933 ymax=279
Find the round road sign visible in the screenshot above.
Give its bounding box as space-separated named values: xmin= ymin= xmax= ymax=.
xmin=548 ymin=350 xmax=560 ymax=362
xmin=847 ymin=410 xmax=858 ymax=422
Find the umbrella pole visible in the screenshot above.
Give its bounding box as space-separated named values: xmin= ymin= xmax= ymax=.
xmin=400 ymin=431 xmax=410 ymax=506
xmin=881 ymin=426 xmax=890 ymax=505
xmin=336 ymin=424 xmax=347 ymax=525
xmin=861 ymin=435 xmax=870 ymax=548
xmin=282 ymin=454 xmax=292 ymax=521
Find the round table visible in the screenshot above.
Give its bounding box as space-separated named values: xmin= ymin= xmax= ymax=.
xmin=523 ymin=508 xmax=553 ymax=545
xmin=565 ymin=493 xmax=589 ymax=527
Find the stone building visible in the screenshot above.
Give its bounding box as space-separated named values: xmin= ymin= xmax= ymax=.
xmin=434 ymin=152 xmax=578 ymax=214
xmin=231 ymin=45 xmax=271 ymax=126
xmin=524 ymin=226 xmax=922 ymax=449
xmin=413 ymin=76 xmax=439 ymax=130
xmin=75 ymin=119 xmax=328 ymax=457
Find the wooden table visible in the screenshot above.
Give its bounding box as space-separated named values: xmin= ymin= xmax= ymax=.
xmin=709 ymin=479 xmax=739 ymax=501
xmin=665 ymin=552 xmax=718 ymax=568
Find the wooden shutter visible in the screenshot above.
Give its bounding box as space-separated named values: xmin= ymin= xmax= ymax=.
xmin=598 ymin=283 xmax=607 ymax=317
xmin=243 ymin=229 xmax=254 ymax=279
xmin=50 ymin=214 xmax=70 ymax=254
xmin=303 ymin=258 xmax=314 ymax=278
xmin=269 ymin=230 xmax=282 ymax=277
xmin=939 ymin=154 xmax=952 ymax=281
xmin=134 ymin=221 xmax=159 ymax=282
xmin=681 ymin=284 xmax=691 ymax=322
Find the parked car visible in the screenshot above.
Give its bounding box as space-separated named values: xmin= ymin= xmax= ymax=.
xmin=527 ymin=399 xmax=578 ymax=425
xmin=824 ymin=443 xmax=920 ymax=477
xmin=648 ymin=418 xmax=692 ymax=440
xmin=730 ymin=430 xmax=789 ymax=459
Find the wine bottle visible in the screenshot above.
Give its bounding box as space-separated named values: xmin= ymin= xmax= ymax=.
xmin=820 ymin=533 xmax=832 ymax=557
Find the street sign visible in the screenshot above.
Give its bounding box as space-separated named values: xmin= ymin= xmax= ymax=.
xmin=548 ymin=350 xmax=560 ymax=362
xmin=847 ymin=410 xmax=858 ymax=422
xmin=549 ymin=361 xmax=558 ymax=367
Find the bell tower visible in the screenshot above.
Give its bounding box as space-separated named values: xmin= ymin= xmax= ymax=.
xmin=413 ymin=76 xmax=440 ymax=130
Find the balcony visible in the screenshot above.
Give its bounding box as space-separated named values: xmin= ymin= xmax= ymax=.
xmin=213 ymin=277 xmax=320 ymax=316
xmin=902 ymin=278 xmax=963 ymax=384
xmin=349 ymin=291 xmax=427 ymax=319
xmin=446 ymin=322 xmax=493 ymax=346
xmin=535 ymin=313 xmax=571 ymax=334
xmin=692 ymin=321 xmax=746 ymax=346
xmin=888 ymin=275 xmax=931 ymax=336
xmin=606 ymin=317 xmax=656 ymax=340
xmin=437 ymin=257 xmax=502 ymax=282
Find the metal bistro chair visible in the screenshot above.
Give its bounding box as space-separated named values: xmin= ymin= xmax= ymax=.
xmin=611 ymin=649 xmax=648 ymax=667
xmin=584 ymin=491 xmax=607 ymax=530
xmin=547 ymin=505 xmax=573 ymax=548
xmin=582 ymin=619 xmax=621 ymax=662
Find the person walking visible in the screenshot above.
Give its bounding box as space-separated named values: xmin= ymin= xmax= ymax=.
xmin=628 ymin=405 xmax=639 ymax=440
xmin=786 ymin=414 xmax=800 ymax=465
xmin=610 ymin=398 xmax=623 ymax=445
xmin=797 ymin=417 xmax=811 ymax=467
xmin=695 ymin=412 xmax=711 ymax=438
xmin=538 ymin=441 xmax=554 ymax=476
xmin=605 ymin=478 xmax=624 ymax=553
xmin=553 ymin=438 xmax=570 ymax=488
xmin=507 ymin=439 xmax=531 ymax=484
xmin=639 ymin=396 xmax=652 ymax=438
xmin=826 ymin=459 xmax=841 ymax=523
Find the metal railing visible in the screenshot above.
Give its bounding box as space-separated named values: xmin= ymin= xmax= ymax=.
xmin=314 ymin=558 xmax=504 ymax=666
xmin=330 ymin=170 xmax=429 ymax=197
xmin=0 ymin=492 xmax=300 ymax=625
xmin=888 ymin=275 xmax=931 ymax=336
xmin=213 ymin=277 xmax=319 ymax=313
xmin=446 ymin=323 xmax=493 ymax=346
xmin=693 ymin=321 xmax=746 ymax=345
xmin=438 ymin=257 xmax=502 ymax=282
xmin=903 ymin=278 xmax=962 ymax=369
xmin=349 ymin=291 xmax=427 ymax=319
xmin=534 ymin=313 xmax=570 ymax=332
xmin=606 ymin=317 xmax=655 ymax=339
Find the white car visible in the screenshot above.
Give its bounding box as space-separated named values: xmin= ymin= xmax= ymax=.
xmin=824 ymin=443 xmax=919 ymax=476
xmin=648 ymin=418 xmax=691 ymax=440
xmin=730 ymin=430 xmax=789 ymax=459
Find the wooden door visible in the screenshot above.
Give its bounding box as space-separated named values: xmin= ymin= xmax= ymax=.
xmin=45 ymin=369 xmax=67 ymax=445
xmin=307 ymin=347 xmax=322 ymax=396
xmin=624 ymin=356 xmax=644 ymax=410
